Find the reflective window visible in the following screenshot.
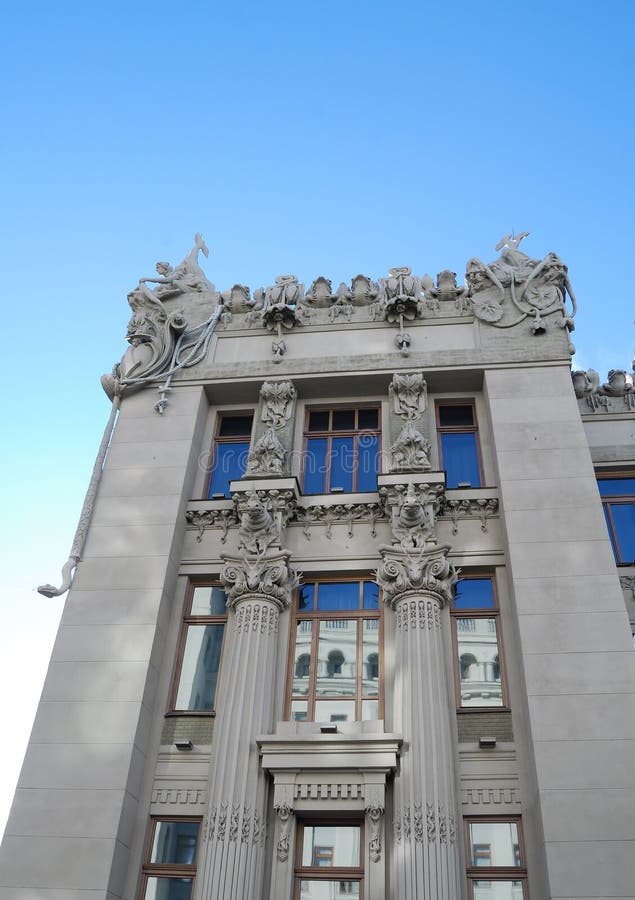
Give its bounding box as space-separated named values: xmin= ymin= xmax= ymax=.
xmin=207 ymin=414 xmax=253 ymax=498
xmin=598 ymin=477 xmax=635 ymax=564
xmin=141 ymin=818 xmax=201 ymax=900
xmin=296 ymin=824 xmax=362 ymax=900
xmin=437 ymin=401 xmax=482 ymax=488
xmin=303 ymin=406 xmax=380 ymax=494
xmin=288 ymin=580 xmax=381 ymax=722
xmin=452 ymin=577 xmax=505 ymax=708
xmin=466 ymin=819 xmax=527 ymax=899
xmin=171 ymin=583 xmax=228 ymax=713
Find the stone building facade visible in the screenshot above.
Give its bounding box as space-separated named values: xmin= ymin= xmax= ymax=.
xmin=2 ymin=234 xmax=635 ymax=899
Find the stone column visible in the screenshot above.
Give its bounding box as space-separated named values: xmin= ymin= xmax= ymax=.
xmin=195 ymin=548 xmax=298 ymax=900
xmin=377 ymin=543 xmax=461 ymax=900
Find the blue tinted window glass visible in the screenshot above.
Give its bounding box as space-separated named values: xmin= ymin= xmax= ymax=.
xmin=298 ymin=584 xmax=315 ymax=610
xmin=363 ymin=582 xmax=379 ymax=609
xmin=598 ymin=479 xmax=635 ymax=497
xmin=329 ymin=437 xmax=354 ymax=492
xmin=317 ymin=582 xmax=359 ymax=610
xmin=151 ymin=821 xmax=200 ymax=864
xmin=603 ymin=506 xmax=618 ymax=559
xmin=304 ymin=438 xmax=328 ymax=493
xmin=441 ymin=432 xmax=481 ymax=488
xmin=144 ymin=876 xmax=194 ymax=900
xmin=611 ymin=503 xmax=635 ymax=562
xmin=175 ymin=624 xmax=224 ymax=710
xmin=454 ymin=578 xmax=494 ymax=609
xmin=208 ymin=441 xmax=249 ymax=497
xmin=357 ymin=435 xmax=379 ymax=491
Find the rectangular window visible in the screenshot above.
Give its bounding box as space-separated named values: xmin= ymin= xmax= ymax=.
xmin=303 ymin=406 xmax=380 ymax=494
xmin=170 ymin=583 xmax=228 ymax=714
xmin=295 ymin=822 xmax=363 ymax=899
xmin=451 ymin=577 xmax=506 ymax=709
xmin=139 ymin=817 xmax=201 ymax=900
xmin=207 ymin=413 xmax=253 ymax=498
xmin=598 ymin=477 xmax=635 ymax=565
xmin=465 ymin=818 xmax=527 ymax=899
xmin=287 ymin=579 xmax=381 ymax=723
xmin=436 ymin=401 xmax=482 ymax=488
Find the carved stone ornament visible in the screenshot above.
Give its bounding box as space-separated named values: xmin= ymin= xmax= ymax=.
xmin=379 ymin=481 xmax=444 ymax=549
xmin=376 ymin=544 xmax=458 ymax=608
xmin=390 ymin=422 xmax=432 ymax=472
xmin=233 ymin=488 xmax=297 ymax=548
xmin=295 ymin=502 xmax=387 ymax=541
xmin=101 ymin=234 xmax=221 ymax=413
xmin=273 ymin=800 xmax=293 ymax=861
xmin=260 ymin=380 xmax=296 ymax=429
xmin=620 ymin=576 xmax=635 ymax=599
xmin=366 ymin=799 xmax=385 ymax=863
xmin=186 ymin=507 xmax=238 ymax=543
xmin=389 ymin=373 xmax=428 ymax=420
xmin=381 ymin=267 xmax=422 ymax=323
xmin=466 ymin=233 xmax=576 ymax=345
xmin=440 ymin=497 xmax=499 ymax=535
xmin=246 ymin=428 xmax=286 ymax=475
xmin=221 ymin=549 xmax=299 ymax=610
xmin=572 ymin=367 xmax=635 ymax=412
xmin=421 ymin=270 xmax=468 ymax=312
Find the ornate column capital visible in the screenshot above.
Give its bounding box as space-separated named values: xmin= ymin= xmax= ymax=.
xmin=376 ymin=544 xmax=458 ymax=610
xmin=221 ymin=549 xmax=300 ymax=611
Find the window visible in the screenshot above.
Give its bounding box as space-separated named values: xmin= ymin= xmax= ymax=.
xmin=436 ymin=401 xmax=482 ymax=488
xmin=170 ymin=583 xmax=228 ymax=713
xmin=287 ymin=579 xmax=381 ymax=723
xmin=139 ymin=817 xmax=201 ymax=900
xmin=207 ymin=413 xmax=253 ymax=498
xmin=303 ymin=406 xmax=380 ymax=494
xmin=597 ymin=477 xmax=635 ymax=565
xmin=451 ymin=577 xmax=506 ymax=708
xmin=465 ymin=818 xmax=527 ymax=899
xmin=295 ymin=823 xmax=363 ymax=899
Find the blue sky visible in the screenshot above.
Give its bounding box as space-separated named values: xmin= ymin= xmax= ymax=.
xmin=1 ymin=0 xmax=633 ymax=834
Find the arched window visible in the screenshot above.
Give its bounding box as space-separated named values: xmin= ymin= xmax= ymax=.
xmin=327 ymin=650 xmax=345 ymax=676
xmin=295 ymin=653 xmax=311 ymax=678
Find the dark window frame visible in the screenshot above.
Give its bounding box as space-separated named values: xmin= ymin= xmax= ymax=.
xmin=168 ymin=580 xmax=228 ymax=716
xmin=450 ymin=574 xmax=509 ymax=711
xmin=464 ymin=816 xmax=527 ymax=899
xmin=597 ymin=474 xmax=635 ymax=566
xmin=286 ymin=577 xmax=383 ymax=723
xmin=436 ymin=399 xmax=484 ymax=489
xmin=139 ymin=815 xmax=202 ymax=900
xmin=293 ymin=819 xmax=365 ymax=900
xmin=302 ymin=405 xmax=381 ymax=495
xmin=205 ymin=411 xmax=254 ymax=499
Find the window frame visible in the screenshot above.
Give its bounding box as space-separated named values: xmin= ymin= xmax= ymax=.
xmin=436 ymin=399 xmax=484 ymax=489
xmin=168 ymin=580 xmax=228 ymax=716
xmin=450 ymin=574 xmax=509 ymax=711
xmin=293 ymin=819 xmax=365 ymax=900
xmin=139 ymin=815 xmax=202 ymax=900
xmin=301 ymin=405 xmax=382 ymax=495
xmin=205 ymin=410 xmax=254 ymax=499
xmin=597 ymin=473 xmax=635 ymax=566
xmin=464 ymin=816 xmax=527 ymax=899
xmin=285 ymin=577 xmax=383 ymax=723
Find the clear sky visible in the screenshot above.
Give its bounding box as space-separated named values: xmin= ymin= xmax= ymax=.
xmin=1 ymin=0 xmax=633 ymax=836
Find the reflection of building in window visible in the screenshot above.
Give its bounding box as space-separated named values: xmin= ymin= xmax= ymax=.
xmin=171 ymin=583 xmax=228 ymax=713
xmin=465 ymin=818 xmax=527 ymax=899
xmin=207 ymin=413 xmax=253 ymax=498
xmin=597 ymin=477 xmax=635 ymax=564
xmin=140 ymin=817 xmax=201 ymax=900
xmin=303 ymin=406 xmax=380 ymax=494
xmin=436 ymin=401 xmax=482 ymax=488
xmin=451 ymin=577 xmax=506 ymax=708
xmin=288 ymin=579 xmax=381 ymax=722
xmin=296 ymin=824 xmax=362 ymax=900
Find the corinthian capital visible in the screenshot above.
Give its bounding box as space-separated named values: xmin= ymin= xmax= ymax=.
xmin=376 ymin=544 xmax=458 ymax=609
xmin=221 ymin=549 xmax=300 ymax=610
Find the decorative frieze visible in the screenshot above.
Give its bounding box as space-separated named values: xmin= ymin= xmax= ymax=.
xmin=151 ymin=788 xmax=207 ymax=806
xmin=186 ymin=507 xmax=238 ymax=542
xmin=440 ymin=496 xmax=499 ymax=534
xmin=295 ymin=501 xmax=387 ymax=540
xmin=461 ymin=788 xmax=519 ymax=807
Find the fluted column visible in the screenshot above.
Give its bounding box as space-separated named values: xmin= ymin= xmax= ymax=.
xmin=195 ymin=549 xmax=297 ymax=900
xmin=377 ymin=544 xmax=461 ymax=900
